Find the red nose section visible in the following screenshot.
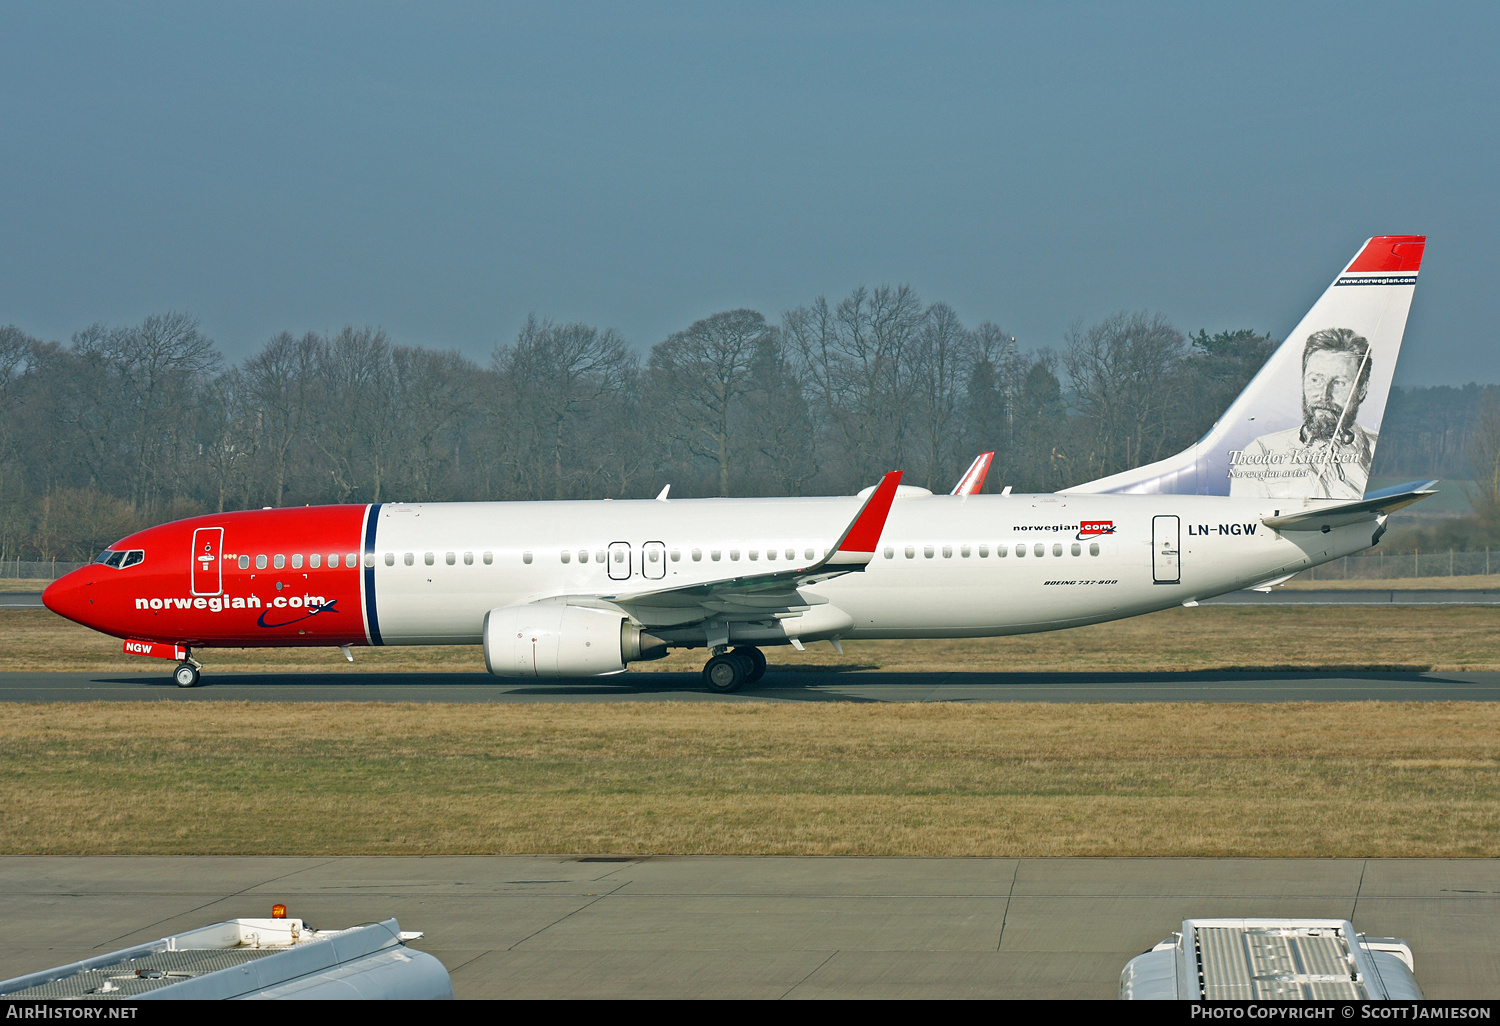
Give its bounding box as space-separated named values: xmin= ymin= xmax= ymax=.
xmin=43 ymin=571 xmax=95 ymax=627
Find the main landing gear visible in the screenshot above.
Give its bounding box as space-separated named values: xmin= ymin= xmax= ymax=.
xmin=702 ymin=646 xmax=767 ymax=694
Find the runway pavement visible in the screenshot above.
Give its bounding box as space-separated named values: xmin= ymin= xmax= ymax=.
xmin=1 ymin=856 xmax=1495 ymax=999
xmin=2 ymin=667 xmax=1498 ymax=702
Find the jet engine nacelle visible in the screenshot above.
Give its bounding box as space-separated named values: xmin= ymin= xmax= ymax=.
xmin=482 ymin=604 xmax=666 ymax=678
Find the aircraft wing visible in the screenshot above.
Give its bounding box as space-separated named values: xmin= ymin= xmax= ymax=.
xmin=1261 ymin=480 xmax=1438 ymax=531
xmin=950 ymin=452 xmax=994 ymax=495
xmin=597 ymin=471 xmax=903 ymax=617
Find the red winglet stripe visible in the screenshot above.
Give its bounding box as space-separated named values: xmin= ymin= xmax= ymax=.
xmin=839 ymin=471 xmax=903 ymax=553
xmin=1345 ymin=235 xmax=1426 ymax=273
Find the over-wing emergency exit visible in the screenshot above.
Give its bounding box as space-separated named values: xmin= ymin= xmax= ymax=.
xmin=45 ymin=236 xmax=1436 ymax=692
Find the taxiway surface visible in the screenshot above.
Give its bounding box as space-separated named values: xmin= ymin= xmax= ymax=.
xmin=1 ymin=856 xmax=1494 ymax=999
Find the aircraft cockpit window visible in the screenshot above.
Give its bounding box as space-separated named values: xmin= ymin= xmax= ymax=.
xmin=95 ymin=549 xmax=144 ymax=568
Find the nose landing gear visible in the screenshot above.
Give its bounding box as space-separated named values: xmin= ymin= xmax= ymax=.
xmin=702 ymin=646 xmax=767 ymax=693
xmin=173 ymin=654 xmax=202 ymax=688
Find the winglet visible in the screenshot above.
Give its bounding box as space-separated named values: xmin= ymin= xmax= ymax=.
xmin=825 ymin=471 xmax=902 ymax=566
xmin=950 ymin=452 xmax=994 ymax=495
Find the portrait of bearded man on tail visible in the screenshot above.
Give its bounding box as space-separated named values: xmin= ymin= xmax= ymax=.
xmin=1229 ymin=327 xmax=1377 ymax=500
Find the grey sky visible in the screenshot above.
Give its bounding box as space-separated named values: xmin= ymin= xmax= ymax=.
xmin=2 ymin=1 xmax=1495 ymax=384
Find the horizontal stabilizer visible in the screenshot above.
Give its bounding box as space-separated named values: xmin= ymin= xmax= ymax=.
xmin=1262 ymin=480 xmax=1437 ymax=530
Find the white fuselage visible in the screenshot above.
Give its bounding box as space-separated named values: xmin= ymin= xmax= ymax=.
xmin=365 ymin=492 xmax=1375 ymax=646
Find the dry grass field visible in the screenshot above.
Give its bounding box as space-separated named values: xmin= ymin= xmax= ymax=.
xmin=3 ymin=604 xmax=1497 ymax=675
xmin=0 ymin=701 xmax=1495 ymax=857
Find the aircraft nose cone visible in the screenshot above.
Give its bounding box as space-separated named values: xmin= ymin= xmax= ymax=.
xmin=43 ymin=571 xmax=93 ymax=625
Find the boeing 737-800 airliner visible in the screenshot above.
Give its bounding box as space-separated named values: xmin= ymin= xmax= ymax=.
xmin=44 ymin=236 xmax=1435 ymax=691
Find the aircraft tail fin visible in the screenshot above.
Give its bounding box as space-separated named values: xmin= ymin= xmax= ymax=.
xmin=1065 ymin=235 xmax=1425 ymax=501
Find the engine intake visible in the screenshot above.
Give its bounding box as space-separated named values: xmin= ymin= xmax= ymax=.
xmin=483 ymin=605 xmax=666 ymax=678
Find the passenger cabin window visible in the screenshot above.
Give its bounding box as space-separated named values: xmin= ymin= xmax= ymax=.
xmin=445 ymin=552 xmax=455 ymax=565
xmin=523 ymin=552 xmax=534 ymax=564
xmin=256 ymin=555 xmax=268 ymax=569
xmin=905 ymin=546 xmax=915 ymax=559
xmin=481 ymin=551 xmax=493 ymax=564
xmin=692 ymin=549 xmax=702 ymax=561
xmin=924 ymin=546 xmax=934 ymax=559
xmin=347 ymin=553 xmax=358 ymax=567
xmin=239 ymin=555 xmax=250 ymax=569
xmin=310 ymin=554 xmax=321 ymax=568
xmin=711 ymin=550 xmax=721 ymax=561
xmin=464 ymin=552 xmax=474 ymax=565
xmin=978 ymin=545 xmax=989 ymax=558
xmin=561 ymin=551 xmax=571 ymax=563
xmin=291 ymin=554 xmax=303 ymax=569
xmin=883 ymin=547 xmax=894 ymax=559
xmin=385 ymin=553 xmax=395 ymax=566
xmin=942 ymin=546 xmax=952 ymax=558
xmin=577 ymin=550 xmax=587 ymax=563
xmin=274 ymin=554 xmax=285 ymax=569
xmin=730 ymin=549 xmax=740 ymax=561
xmin=363 ymin=553 xmax=374 ymax=568
xmin=1071 ymin=542 xmax=1081 ymax=556
xmin=961 ymin=545 xmax=971 ymax=558
xmin=786 ymin=548 xmax=795 ymax=560
xmin=404 ymin=553 xmax=414 ymax=566
xmin=424 ymin=552 xmax=434 ymax=566
xmin=749 ymin=550 xmax=758 ymax=561
xmin=1090 ymin=542 xmax=1101 ymax=556
xmin=670 ymin=550 xmax=680 ymax=561
xmin=996 ymin=544 xmax=1006 ymax=557
xmin=1034 ymin=543 xmax=1044 ymax=558
xmin=1015 ymin=545 xmax=1025 ymax=558
xmin=1052 ymin=543 xmax=1062 ymax=557
xmin=804 ymin=548 xmax=814 ymax=561
xmin=593 ymin=550 xmax=603 ymax=564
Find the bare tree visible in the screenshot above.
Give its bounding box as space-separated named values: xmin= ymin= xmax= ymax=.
xmin=493 ymin=316 xmax=634 ymax=499
xmin=1063 ymin=311 xmax=1187 ymax=478
xmin=1465 ymin=389 xmax=1500 ymax=526
xmin=911 ymin=302 xmax=974 ymax=490
xmin=242 ymin=331 xmax=321 ymax=507
xmin=649 ymin=309 xmax=773 ymax=496
xmin=785 ymin=284 xmax=924 ymax=487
